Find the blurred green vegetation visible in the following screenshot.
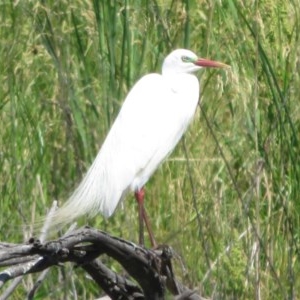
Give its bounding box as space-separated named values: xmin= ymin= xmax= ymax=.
xmin=0 ymin=0 xmax=299 ymax=299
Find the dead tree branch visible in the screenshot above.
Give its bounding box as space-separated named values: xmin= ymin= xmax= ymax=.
xmin=0 ymin=227 xmax=206 ymax=300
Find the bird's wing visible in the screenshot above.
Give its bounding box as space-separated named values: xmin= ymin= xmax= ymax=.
xmin=106 ymin=73 xmax=199 ymax=194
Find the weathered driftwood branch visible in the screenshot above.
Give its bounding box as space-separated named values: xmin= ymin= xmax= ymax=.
xmin=0 ymin=227 xmax=205 ymax=300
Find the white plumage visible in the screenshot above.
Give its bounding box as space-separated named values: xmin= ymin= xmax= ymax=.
xmin=49 ymin=49 xmax=227 ymax=227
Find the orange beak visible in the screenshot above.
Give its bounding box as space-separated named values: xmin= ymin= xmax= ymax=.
xmin=194 ymin=58 xmax=229 ymax=68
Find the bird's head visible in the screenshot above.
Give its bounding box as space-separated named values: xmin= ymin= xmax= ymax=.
xmin=162 ymin=49 xmax=229 ymax=75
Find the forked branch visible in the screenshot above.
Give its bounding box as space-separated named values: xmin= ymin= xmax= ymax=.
xmin=0 ymin=228 xmax=205 ymax=300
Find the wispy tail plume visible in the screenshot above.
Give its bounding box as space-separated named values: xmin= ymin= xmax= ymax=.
xmin=37 ymin=152 xmax=123 ymax=231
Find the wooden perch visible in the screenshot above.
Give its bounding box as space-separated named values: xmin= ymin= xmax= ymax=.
xmin=0 ymin=227 xmax=206 ymax=300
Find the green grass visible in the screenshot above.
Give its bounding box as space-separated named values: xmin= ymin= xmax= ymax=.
xmin=1 ymin=0 xmax=300 ymax=299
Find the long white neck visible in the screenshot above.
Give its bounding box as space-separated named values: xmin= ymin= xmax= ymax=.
xmin=162 ymin=72 xmax=199 ymax=95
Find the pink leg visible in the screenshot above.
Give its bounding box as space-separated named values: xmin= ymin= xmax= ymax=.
xmin=135 ymin=188 xmax=145 ymax=246
xmin=134 ymin=188 xmax=157 ymax=248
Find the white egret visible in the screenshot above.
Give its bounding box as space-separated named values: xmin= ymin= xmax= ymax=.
xmin=50 ymin=49 xmax=228 ymax=246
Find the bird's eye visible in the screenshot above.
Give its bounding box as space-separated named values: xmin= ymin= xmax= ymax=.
xmin=181 ymin=56 xmax=191 ymax=62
